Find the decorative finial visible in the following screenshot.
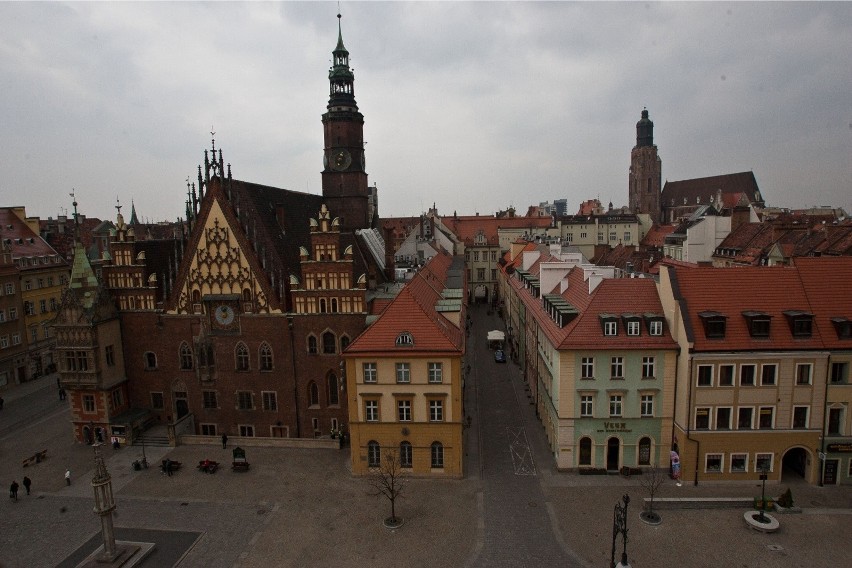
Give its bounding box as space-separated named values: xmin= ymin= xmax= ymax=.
xmin=211 ymin=125 xmax=216 ymax=155
xmin=115 ymin=197 xmax=122 ymax=215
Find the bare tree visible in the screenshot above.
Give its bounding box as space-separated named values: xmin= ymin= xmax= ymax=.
xmin=639 ymin=466 xmax=666 ymax=523
xmin=367 ymin=448 xmax=406 ymax=526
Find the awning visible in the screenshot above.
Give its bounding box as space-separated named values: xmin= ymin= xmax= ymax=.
xmin=487 ymin=330 xmax=505 ymax=342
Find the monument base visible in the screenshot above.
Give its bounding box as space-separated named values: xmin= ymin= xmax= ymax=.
xmin=75 ymin=541 xmax=154 ymax=568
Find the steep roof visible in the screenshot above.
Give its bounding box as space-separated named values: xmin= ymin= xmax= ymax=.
xmin=0 ymin=208 xmax=64 ymax=262
xmin=791 ymin=256 xmax=852 ymax=349
xmin=662 ymin=171 xmax=761 ymax=209
xmin=442 ymin=215 xmax=552 ymax=247
xmin=641 ymin=224 xmax=676 ymax=247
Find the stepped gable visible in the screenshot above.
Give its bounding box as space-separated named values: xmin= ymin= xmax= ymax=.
xmin=792 ymin=256 xmax=852 ymax=349
xmin=346 ymin=251 xmax=462 ymax=355
xmin=670 ymin=265 xmax=824 ymax=351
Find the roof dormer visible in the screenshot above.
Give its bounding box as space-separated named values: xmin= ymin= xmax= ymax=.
xmin=699 ymin=311 xmax=727 ymax=339
xmin=742 ymin=311 xmax=771 ymax=338
xmin=831 ymin=317 xmax=852 ymax=340
xmin=783 ymin=310 xmax=814 ymax=338
xmin=599 ymin=313 xmax=619 ymax=336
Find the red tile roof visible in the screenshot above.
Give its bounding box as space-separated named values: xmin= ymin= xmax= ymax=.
xmin=442 ymin=215 xmax=552 ymax=247
xmin=641 ymin=224 xmax=676 ymax=248
xmin=0 ymin=208 xmax=64 ymax=261
xmin=791 ymin=256 xmax=852 ymax=349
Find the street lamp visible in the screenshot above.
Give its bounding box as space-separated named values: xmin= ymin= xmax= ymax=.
xmin=758 ymin=465 xmax=769 ymax=523
xmin=610 ymin=494 xmax=630 ymax=568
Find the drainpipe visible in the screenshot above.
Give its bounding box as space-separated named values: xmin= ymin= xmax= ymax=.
xmin=819 ymin=353 xmax=831 ymax=487
xmin=287 ymin=316 xmax=301 ymax=438
xmin=685 ymin=355 xmax=699 ymax=486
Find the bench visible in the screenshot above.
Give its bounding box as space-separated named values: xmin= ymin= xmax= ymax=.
xmin=22 ymin=449 xmax=48 ymax=467
xmin=197 ymin=460 xmax=219 ymax=474
xmin=232 ymin=446 xmax=250 ymax=471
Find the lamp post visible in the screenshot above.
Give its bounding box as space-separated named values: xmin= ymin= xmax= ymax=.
xmin=758 ymin=465 xmax=769 ymax=522
xmin=610 ymin=494 xmax=631 ymax=568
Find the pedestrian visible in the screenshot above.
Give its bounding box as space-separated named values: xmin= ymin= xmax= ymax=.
xmin=221 ymin=433 xmax=228 ymax=449
xmin=65 ymin=469 xmax=71 ymax=486
xmin=0 ymin=395 xmax=4 ymax=410
xmin=10 ymin=480 xmax=19 ymax=501
xmin=165 ymin=458 xmax=172 ymax=477
xmin=22 ymin=476 xmax=31 ymax=495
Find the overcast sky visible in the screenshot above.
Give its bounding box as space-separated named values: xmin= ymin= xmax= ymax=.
xmin=2 ymin=1 xmax=850 ymax=224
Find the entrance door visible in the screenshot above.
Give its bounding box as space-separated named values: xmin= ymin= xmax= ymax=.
xmin=607 ymin=438 xmax=620 ymax=471
xmin=823 ymin=459 xmax=839 ymax=485
xmin=175 ymin=398 xmax=189 ymax=420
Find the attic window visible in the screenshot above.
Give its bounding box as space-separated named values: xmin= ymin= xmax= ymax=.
xmin=783 ymin=310 xmax=814 ymax=338
xmin=742 ymin=311 xmax=771 ymax=338
xmin=644 ymin=314 xmax=665 ymax=336
xmin=600 ymin=314 xmax=618 ymax=336
xmin=699 ymin=311 xmax=727 ymax=339
xmin=395 ymin=332 xmax=414 ymax=347
xmin=622 ymin=314 xmax=641 ymax=336
xmin=831 ymin=318 xmax=852 ymax=340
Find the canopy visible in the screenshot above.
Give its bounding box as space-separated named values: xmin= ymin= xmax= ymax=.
xmin=487 ymin=330 xmax=505 ymax=342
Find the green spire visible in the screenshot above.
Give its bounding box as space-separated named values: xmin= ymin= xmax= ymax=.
xmin=68 ymin=242 xmax=100 ymax=309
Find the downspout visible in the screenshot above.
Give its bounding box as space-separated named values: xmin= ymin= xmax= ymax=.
xmin=685 ymin=355 xmax=700 ymax=486
xmin=287 ymin=316 xmax=301 ymax=438
xmin=819 ymin=353 xmax=831 ymax=487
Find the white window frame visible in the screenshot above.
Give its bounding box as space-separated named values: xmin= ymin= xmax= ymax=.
xmin=792 ymin=405 xmax=809 ymax=429
xmin=640 ymin=394 xmax=654 ymax=417
xmin=730 ymin=453 xmax=748 ymax=473
xmin=609 ymin=395 xmax=623 ymax=417
xmin=705 ymin=453 xmax=723 ymax=473
xmin=580 ymin=395 xmax=594 ymax=417
xmin=610 ymin=357 xmax=624 ymax=379
xmin=649 ymin=320 xmax=663 ymax=336
xmin=715 ymin=406 xmax=733 ymax=430
xmin=696 ymin=364 xmax=713 ymax=387
xmin=363 ymin=362 xmax=377 ymax=383
xmin=365 ymin=400 xmax=379 ymax=422
xmin=626 ymin=321 xmax=640 ymax=336
xmin=795 ymin=363 xmax=812 ymax=385
xmin=641 ymin=356 xmax=655 ymax=379
xmin=604 ymin=321 xmax=617 ymax=336
xmin=429 ymin=399 xmax=444 ymax=422
xmin=428 ymin=362 xmax=443 ymax=384
xmin=581 ymin=357 xmax=594 ymax=379
xmin=755 ymin=453 xmax=774 ymax=473
xmin=395 ymin=362 xmax=411 ymax=383
xmin=398 ymin=399 xmax=412 ymax=422
xmin=695 ymin=407 xmax=711 ymax=430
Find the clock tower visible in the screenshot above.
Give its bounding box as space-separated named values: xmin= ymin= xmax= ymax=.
xmin=628 ymin=108 xmax=662 ymax=224
xmin=322 ymin=13 xmax=372 ymax=232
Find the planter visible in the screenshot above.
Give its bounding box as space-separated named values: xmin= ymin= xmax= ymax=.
xmin=639 ymin=510 xmax=662 ymax=526
xmin=383 ymin=516 xmax=404 ymax=529
xmin=753 ymin=498 xmax=774 ymax=511
xmin=743 ymin=510 xmax=780 ymax=533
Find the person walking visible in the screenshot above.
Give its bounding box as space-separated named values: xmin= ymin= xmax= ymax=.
xmin=221 ymin=433 xmax=228 ymax=449
xmin=65 ymin=469 xmax=71 ymax=486
xmin=0 ymin=395 xmax=5 ymax=410
xmin=10 ymin=480 xmax=19 ymax=501
xmin=22 ymin=476 xmax=31 ymax=495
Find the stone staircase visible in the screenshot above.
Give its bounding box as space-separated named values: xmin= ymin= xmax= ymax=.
xmin=133 ymin=425 xmax=171 ymax=448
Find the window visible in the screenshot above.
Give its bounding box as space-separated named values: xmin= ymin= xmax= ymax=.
xmin=428 ymin=362 xmax=443 ymax=383
xmin=25 ymin=301 xmax=34 ymax=316
xmin=398 ymin=400 xmax=411 ymax=422
xmin=697 ymin=365 xmax=713 ymax=386
xmin=430 ymin=442 xmax=444 ymax=468
xmin=363 ymin=362 xmax=377 ymax=383
xmin=626 ymin=321 xmax=640 ymax=336
xmin=737 ymin=407 xmax=753 ymax=429
xmin=11 ymin=333 xmax=20 ymax=345
xmin=322 ymin=331 xmax=336 ymax=354
xmin=609 ymin=395 xmax=623 ymax=417
xmin=758 ymin=406 xmax=774 ymax=429
xmin=200 ymin=424 xmax=217 ymax=436
xmin=259 ymin=343 xmax=273 ymax=371
xmin=716 ymin=407 xmax=732 ymax=430
xmin=740 ymin=364 xmax=756 ymax=386
xmin=743 ymin=311 xmax=771 ymax=337
xmin=39 ymin=299 xmax=46 ymax=313
xmin=202 ymin=390 xmax=218 ymax=409
xmin=308 ymin=336 xmax=317 ymax=354
xmin=718 ymin=364 xmax=734 ymax=387
xmin=237 ymin=391 xmax=253 ymax=410
xmin=638 ymin=437 xmax=651 ymax=466
xmin=699 ymin=312 xmax=726 ymax=338
xmin=828 ymin=407 xmax=843 ymax=435
xmin=755 ymin=453 xmax=773 ymax=473
xmin=179 ymin=342 xmax=193 ymax=370
xmin=367 ymin=441 xmax=381 ymax=467
xmin=730 ymin=454 xmax=748 ymax=473
xmin=340 ymin=335 xmax=350 ymax=351
xmin=604 ymin=321 xmax=618 ymax=336
xmin=239 ymin=425 xmax=255 ymax=437
xmin=760 ymin=364 xmax=777 ymax=386
xmin=610 ymin=357 xmax=624 ymax=379
xmin=581 ymin=357 xmax=594 ymax=379
xmin=429 ymin=399 xmax=444 ymax=422
xmin=648 ymin=320 xmax=663 ymax=336
xmin=83 ymin=395 xmax=95 ymax=413
xmin=396 ymin=363 xmax=410 ymax=383
xmin=477 ymin=268 xmax=485 ymax=280
xmin=400 ymin=442 xmax=413 ymax=468
xmin=831 ymin=362 xmax=848 ymax=384
xmin=395 ymin=332 xmax=414 ymax=346
xmin=695 ymin=407 xmax=710 ymax=429
xmin=235 ymin=343 xmax=249 ymax=371
xmin=151 ymin=392 xmax=164 ymax=410
xmin=792 ymin=406 xmax=808 ymax=429
xmin=579 ymin=437 xmax=592 ymax=466
xmin=4 ymin=283 xmax=13 ymax=295
xmin=0 ymin=336 xmax=7 ymax=349
xmin=327 ymin=373 xmax=339 ymax=406
xmin=262 ymin=391 xmax=277 ymax=411
xmin=30 ymin=328 xmax=37 ymax=342
xmin=0 ymin=310 xmax=5 ymax=322
xmin=9 ymin=307 xmax=17 ymax=320
xmin=640 ymin=395 xmax=654 ymax=417
xmin=705 ymin=454 xmax=723 ymax=473
xmin=641 ymin=357 xmax=655 ymax=379
xmin=111 ymin=389 xmax=122 ymax=409
xmin=795 ymin=363 xmax=812 ymax=385
xmin=309 ymin=382 xmax=319 ymax=407
xmin=580 ymin=395 xmax=594 ymax=417
xmin=365 ymin=400 xmax=379 ymax=422
xmin=144 ymin=352 xmax=157 ymax=370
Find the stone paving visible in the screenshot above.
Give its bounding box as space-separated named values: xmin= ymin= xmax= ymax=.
xmin=2 ymin=309 xmax=852 ymax=567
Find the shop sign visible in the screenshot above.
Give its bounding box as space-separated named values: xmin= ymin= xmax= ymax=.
xmin=826 ymin=443 xmax=852 ymax=453
xmin=598 ymin=421 xmax=632 ymax=433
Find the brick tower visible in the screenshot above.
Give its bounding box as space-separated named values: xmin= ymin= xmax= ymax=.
xmin=628 ymin=109 xmax=662 ymax=224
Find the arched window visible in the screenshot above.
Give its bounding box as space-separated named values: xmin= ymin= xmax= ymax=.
xmin=179 ymin=342 xmax=193 ymax=370
xmin=579 ymin=437 xmax=593 ymax=466
xmin=400 ymin=441 xmax=413 ymax=468
xmin=309 ymin=382 xmax=319 ymax=407
xmin=259 ymin=342 xmax=273 ymax=371
xmin=367 ymin=440 xmax=381 ymax=468
xmin=430 ymin=441 xmax=444 ymax=469
xmin=242 ymin=288 xmax=252 ymax=302
xmin=192 ymin=289 xmax=201 ymax=304
xmin=638 ymin=437 xmax=652 ymax=466
xmin=331 ymin=298 xmax=338 ymax=313
xmin=319 ymin=298 xmax=327 ymax=313
xmin=144 ymin=351 xmax=157 ymax=370
xmin=340 ymin=335 xmax=350 ymax=352
xmin=307 ymin=335 xmax=318 ymax=354
xmin=327 ymin=372 xmax=339 ymax=406
xmin=322 ymin=331 xmax=336 ymax=354
xmin=235 ymin=342 xmax=249 ymax=371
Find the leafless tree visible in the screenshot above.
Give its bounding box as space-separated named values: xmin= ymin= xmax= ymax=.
xmin=639 ymin=466 xmax=666 ymax=520
xmin=367 ymin=448 xmax=406 ymax=526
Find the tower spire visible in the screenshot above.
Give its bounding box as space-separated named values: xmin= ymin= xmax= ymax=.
xmin=328 ymin=12 xmax=357 ymax=111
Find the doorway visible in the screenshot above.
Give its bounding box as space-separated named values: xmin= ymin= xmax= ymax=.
xmin=781 ymin=447 xmax=808 ymax=479
xmin=606 ymin=438 xmax=620 ymax=471
xmin=175 ymin=398 xmax=189 ymax=420
xmin=823 ymin=459 xmax=839 ymax=485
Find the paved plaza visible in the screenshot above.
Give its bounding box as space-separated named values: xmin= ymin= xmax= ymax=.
xmin=2 ymin=305 xmax=852 ymax=567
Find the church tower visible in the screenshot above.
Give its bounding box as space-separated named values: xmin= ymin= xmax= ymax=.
xmin=628 ymin=109 xmax=662 ymax=224
xmin=321 ymin=14 xmax=372 ymax=233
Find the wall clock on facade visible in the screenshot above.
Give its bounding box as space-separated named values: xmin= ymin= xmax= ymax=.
xmin=214 ymin=304 xmax=235 ymax=326
xmin=331 ymin=148 xmax=351 ymax=171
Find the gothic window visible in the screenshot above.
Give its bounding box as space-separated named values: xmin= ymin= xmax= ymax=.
xmin=322 ymin=331 xmax=336 ymax=354
xmin=179 ymin=342 xmax=193 ymax=370
xmin=308 ymin=335 xmax=318 ymax=354
xmin=319 ymin=298 xmax=327 ymax=313
xmin=144 ymin=352 xmax=157 ymax=370
xmin=235 ymin=342 xmax=249 ymax=371
xmin=327 ymin=372 xmax=339 ymax=406
xmin=259 ymin=342 xmax=273 ymax=371
xmin=242 ymin=288 xmax=252 ymax=302
xmin=340 ymin=335 xmax=350 ymax=352
xmin=309 ymin=381 xmax=320 ymax=407
xmin=331 ymin=298 xmax=338 ymax=313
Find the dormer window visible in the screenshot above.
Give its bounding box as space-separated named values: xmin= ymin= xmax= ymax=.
xmin=783 ymin=310 xmax=814 ymax=338
xmin=699 ymin=311 xmax=727 ymax=339
xmin=742 ymin=311 xmax=771 ymax=338
xmin=600 ymin=314 xmax=618 ymax=336
xmin=831 ymin=318 xmax=852 ymax=340
xmin=622 ymin=314 xmax=641 ymax=336
xmin=395 ymin=332 xmax=414 ymax=347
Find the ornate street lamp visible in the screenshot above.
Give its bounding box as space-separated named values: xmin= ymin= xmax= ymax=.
xmin=610 ymin=494 xmax=631 ymax=568
xmin=758 ymin=465 xmax=769 ymax=523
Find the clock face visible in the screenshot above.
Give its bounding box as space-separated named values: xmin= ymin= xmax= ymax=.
xmin=331 ymin=149 xmax=351 ymax=171
xmin=214 ymin=305 xmax=235 ymax=326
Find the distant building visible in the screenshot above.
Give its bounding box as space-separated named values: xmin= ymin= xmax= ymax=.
xmin=628 ymin=109 xmax=662 ymax=224
xmin=0 ymin=242 xmax=26 ymax=386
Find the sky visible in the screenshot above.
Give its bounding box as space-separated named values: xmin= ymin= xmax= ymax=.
xmin=1 ymin=1 xmax=850 ymax=224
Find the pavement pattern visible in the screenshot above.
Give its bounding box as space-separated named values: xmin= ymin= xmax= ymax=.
xmin=1 ymin=304 xmax=851 ymax=567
